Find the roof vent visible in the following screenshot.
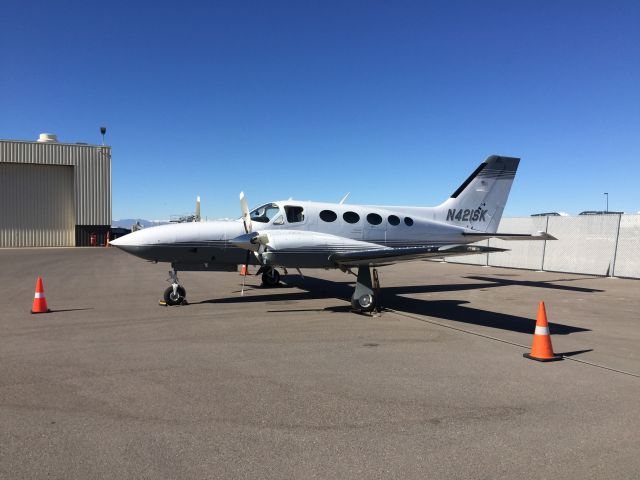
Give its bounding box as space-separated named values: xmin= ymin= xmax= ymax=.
xmin=37 ymin=133 xmax=58 ymax=143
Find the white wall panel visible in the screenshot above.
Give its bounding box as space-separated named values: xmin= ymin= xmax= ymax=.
xmin=442 ymin=215 xmax=639 ymax=279
xmin=543 ymin=215 xmax=620 ymax=275
xmin=488 ymin=217 xmax=548 ymax=270
xmin=613 ymin=215 xmax=640 ymax=278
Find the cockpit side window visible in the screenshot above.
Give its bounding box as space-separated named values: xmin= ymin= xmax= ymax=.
xmin=250 ymin=203 xmax=281 ymax=223
xmin=284 ymin=206 xmax=304 ymax=223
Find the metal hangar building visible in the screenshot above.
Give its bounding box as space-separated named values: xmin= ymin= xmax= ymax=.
xmin=0 ymin=133 xmax=112 ymax=247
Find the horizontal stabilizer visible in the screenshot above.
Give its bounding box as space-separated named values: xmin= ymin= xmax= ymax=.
xmin=463 ymin=231 xmax=557 ymax=241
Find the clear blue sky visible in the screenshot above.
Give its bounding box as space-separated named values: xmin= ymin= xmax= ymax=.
xmin=2 ymin=1 xmax=639 ymax=220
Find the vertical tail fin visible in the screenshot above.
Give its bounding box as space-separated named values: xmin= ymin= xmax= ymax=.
xmin=434 ymin=155 xmax=520 ymax=233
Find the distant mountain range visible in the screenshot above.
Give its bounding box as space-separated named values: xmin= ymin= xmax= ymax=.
xmin=112 ymin=219 xmax=168 ymax=228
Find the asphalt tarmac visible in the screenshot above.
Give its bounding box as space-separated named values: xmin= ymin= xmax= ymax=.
xmin=1 ymin=248 xmax=639 ymax=479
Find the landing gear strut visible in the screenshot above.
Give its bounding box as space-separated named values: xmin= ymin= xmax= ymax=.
xmin=351 ymin=266 xmax=381 ymax=313
xmin=163 ymin=268 xmax=187 ymax=306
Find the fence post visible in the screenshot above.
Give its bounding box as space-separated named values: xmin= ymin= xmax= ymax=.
xmin=540 ymin=216 xmax=550 ymax=271
xmin=485 ymin=239 xmax=490 ymax=266
xmin=610 ymin=213 xmax=622 ymax=277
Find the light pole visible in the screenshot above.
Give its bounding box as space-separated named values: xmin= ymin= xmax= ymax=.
xmin=604 ymin=192 xmax=608 ymax=213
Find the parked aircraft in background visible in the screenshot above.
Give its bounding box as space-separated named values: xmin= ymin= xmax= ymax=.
xmin=111 ymin=155 xmax=555 ymax=312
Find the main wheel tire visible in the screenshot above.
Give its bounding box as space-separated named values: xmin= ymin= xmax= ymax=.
xmin=357 ymin=293 xmax=375 ymax=312
xmin=163 ymin=285 xmax=186 ymax=306
xmin=261 ymin=269 xmax=281 ymax=287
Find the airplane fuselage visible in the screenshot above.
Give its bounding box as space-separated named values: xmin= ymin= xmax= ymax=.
xmin=113 ymin=200 xmax=473 ymax=271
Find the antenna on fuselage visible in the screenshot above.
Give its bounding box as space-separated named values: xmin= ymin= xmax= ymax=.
xmin=339 ymin=192 xmax=350 ymax=205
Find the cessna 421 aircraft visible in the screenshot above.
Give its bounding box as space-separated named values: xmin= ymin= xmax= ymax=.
xmin=111 ymin=155 xmax=554 ymax=312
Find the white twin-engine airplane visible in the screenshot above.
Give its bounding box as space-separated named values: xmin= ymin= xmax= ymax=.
xmin=111 ymin=155 xmax=555 ymax=312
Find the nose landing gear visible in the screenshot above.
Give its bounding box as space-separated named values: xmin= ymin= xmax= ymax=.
xmin=163 ymin=269 xmax=187 ymax=306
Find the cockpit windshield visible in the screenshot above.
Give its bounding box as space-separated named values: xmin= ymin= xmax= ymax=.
xmin=250 ymin=203 xmax=281 ymax=223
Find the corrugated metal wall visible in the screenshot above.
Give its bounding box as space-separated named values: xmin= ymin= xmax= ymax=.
xmin=0 ymin=140 xmax=111 ymax=226
xmin=0 ymin=163 xmax=75 ymax=247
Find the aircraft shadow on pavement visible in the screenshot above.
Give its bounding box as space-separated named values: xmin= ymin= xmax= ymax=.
xmin=464 ymin=276 xmax=604 ymax=293
xmin=195 ymin=275 xmax=590 ymax=335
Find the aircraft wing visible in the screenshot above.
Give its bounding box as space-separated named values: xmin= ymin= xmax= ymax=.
xmin=462 ymin=232 xmax=557 ymax=241
xmin=329 ymin=244 xmax=507 ymax=267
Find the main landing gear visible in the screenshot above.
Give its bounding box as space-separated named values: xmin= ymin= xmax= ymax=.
xmin=163 ymin=269 xmax=187 ymax=306
xmin=351 ymin=266 xmax=382 ymax=314
xmin=258 ymin=266 xmax=284 ymax=288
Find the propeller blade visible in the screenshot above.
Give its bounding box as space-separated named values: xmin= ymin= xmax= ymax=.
xmin=241 ymin=250 xmax=251 ymax=296
xmin=239 ymin=191 xmax=252 ymax=234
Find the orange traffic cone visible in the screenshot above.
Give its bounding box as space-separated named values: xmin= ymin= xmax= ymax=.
xmin=30 ymin=276 xmax=51 ymax=314
xmin=523 ymin=301 xmax=562 ymax=362
xmin=239 ymin=264 xmax=248 ymax=276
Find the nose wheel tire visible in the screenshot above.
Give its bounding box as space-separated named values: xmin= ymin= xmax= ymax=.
xmin=261 ymin=268 xmax=281 ymax=288
xmin=163 ymin=286 xmax=186 ymax=306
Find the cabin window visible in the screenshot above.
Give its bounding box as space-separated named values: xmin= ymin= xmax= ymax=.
xmin=250 ymin=203 xmax=280 ymax=223
xmin=285 ymin=206 xmax=305 ymax=223
xmin=404 ymin=217 xmax=414 ymax=226
xmin=388 ymin=215 xmax=400 ymax=226
xmin=320 ymin=210 xmax=337 ymax=222
xmin=343 ymin=211 xmax=360 ymax=224
xmin=366 ymin=213 xmax=382 ymax=225
xmin=273 ymin=215 xmax=284 ymax=225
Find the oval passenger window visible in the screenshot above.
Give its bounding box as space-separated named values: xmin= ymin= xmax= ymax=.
xmin=319 ymin=210 xmax=337 ymax=222
xmin=388 ymin=215 xmax=400 ymax=226
xmin=366 ymin=213 xmax=382 ymax=225
xmin=343 ymin=211 xmax=360 ymax=224
xmin=404 ymin=217 xmax=414 ymax=226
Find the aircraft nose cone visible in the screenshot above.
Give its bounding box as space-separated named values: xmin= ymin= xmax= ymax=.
xmin=109 ymin=236 xmax=124 ymax=247
xmin=109 ymin=232 xmax=142 ymax=254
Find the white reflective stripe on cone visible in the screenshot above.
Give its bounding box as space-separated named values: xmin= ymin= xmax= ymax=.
xmin=34 ymin=292 xmax=46 ymax=298
xmin=534 ymin=326 xmax=549 ymax=335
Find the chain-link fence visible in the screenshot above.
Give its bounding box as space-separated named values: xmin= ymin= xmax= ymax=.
xmin=445 ymin=214 xmax=640 ymax=279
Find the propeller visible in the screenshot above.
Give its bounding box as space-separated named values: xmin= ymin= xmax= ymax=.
xmin=239 ymin=192 xmax=252 ymax=296
xmin=236 ymin=192 xmax=273 ymax=295
xmin=239 ymin=192 xmax=270 ymax=295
